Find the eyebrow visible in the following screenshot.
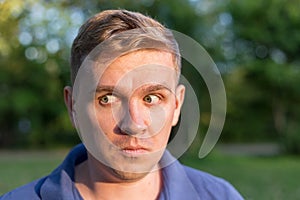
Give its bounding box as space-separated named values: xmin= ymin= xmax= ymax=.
xmin=140 ymin=84 xmax=172 ymax=93
xmin=95 ymin=85 xmax=116 ymax=93
xmin=95 ymin=84 xmax=172 ymax=94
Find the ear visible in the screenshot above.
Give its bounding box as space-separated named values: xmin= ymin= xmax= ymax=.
xmin=64 ymin=86 xmax=76 ymax=127
xmin=172 ymin=84 xmax=185 ymax=126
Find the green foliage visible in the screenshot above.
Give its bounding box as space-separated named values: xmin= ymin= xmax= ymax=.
xmin=221 ymin=0 xmax=300 ymax=154
xmin=229 ymin=0 xmax=300 ymax=58
xmin=0 ymin=0 xmax=204 ymax=148
xmin=0 ymin=0 xmax=299 ymax=154
xmin=223 ymin=60 xmax=300 ymax=143
xmin=0 ymin=0 xmax=80 ymax=148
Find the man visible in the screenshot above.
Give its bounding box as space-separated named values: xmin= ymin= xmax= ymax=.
xmin=1 ymin=10 xmax=243 ymax=199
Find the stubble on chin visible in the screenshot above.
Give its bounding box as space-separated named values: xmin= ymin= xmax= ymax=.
xmin=110 ymin=167 xmax=151 ymax=182
xmin=104 ymin=150 xmax=164 ymax=182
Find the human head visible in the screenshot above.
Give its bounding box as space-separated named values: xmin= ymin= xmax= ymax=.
xmin=65 ymin=9 xmax=185 ymax=181
xmin=70 ymin=9 xmax=181 ymax=85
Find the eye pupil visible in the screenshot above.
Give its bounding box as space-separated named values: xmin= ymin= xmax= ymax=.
xmin=102 ymin=96 xmax=108 ymax=103
xmin=144 ymin=96 xmax=152 ymax=103
xmin=98 ymin=94 xmax=118 ymax=105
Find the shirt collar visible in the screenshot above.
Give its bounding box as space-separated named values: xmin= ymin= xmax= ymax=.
xmin=39 ymin=144 xmax=200 ymax=200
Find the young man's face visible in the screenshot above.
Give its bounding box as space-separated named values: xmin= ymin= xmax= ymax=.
xmin=71 ymin=50 xmax=185 ymax=181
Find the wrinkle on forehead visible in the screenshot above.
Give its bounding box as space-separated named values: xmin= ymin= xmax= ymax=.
xmin=98 ymin=64 xmax=177 ymax=95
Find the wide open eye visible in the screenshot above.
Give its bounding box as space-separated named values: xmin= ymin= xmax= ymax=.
xmin=99 ymin=94 xmax=118 ymax=105
xmin=143 ymin=94 xmax=160 ymax=105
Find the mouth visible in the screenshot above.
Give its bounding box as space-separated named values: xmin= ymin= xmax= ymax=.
xmin=121 ymin=146 xmax=149 ymax=156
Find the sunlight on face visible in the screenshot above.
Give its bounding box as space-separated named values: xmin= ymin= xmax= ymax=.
xmin=83 ymin=50 xmax=184 ymax=180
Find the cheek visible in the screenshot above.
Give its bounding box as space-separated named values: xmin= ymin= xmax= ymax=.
xmin=94 ymin=106 xmax=117 ymax=136
xmin=150 ymin=127 xmax=172 ymax=150
xmin=148 ymin=101 xmax=176 ymax=130
xmin=151 ymin=110 xmax=175 ymax=146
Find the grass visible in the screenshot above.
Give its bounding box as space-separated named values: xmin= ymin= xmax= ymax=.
xmin=180 ymin=150 xmax=300 ymax=200
xmin=0 ymin=149 xmax=68 ymax=195
xmin=0 ymin=148 xmax=300 ymax=199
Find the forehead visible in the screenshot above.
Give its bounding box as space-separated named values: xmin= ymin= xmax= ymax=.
xmin=107 ymin=50 xmax=175 ymax=72
xmin=97 ymin=50 xmax=178 ymax=90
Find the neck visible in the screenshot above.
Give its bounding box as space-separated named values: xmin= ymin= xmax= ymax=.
xmin=75 ymin=156 xmax=163 ymax=200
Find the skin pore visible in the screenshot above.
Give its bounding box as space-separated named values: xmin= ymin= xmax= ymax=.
xmin=64 ymin=50 xmax=185 ymax=200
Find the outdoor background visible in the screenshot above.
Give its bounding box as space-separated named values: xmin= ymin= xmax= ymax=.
xmin=0 ymin=0 xmax=299 ymax=199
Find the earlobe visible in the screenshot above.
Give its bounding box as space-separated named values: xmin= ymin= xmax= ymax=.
xmin=64 ymin=86 xmax=76 ymax=127
xmin=172 ymin=84 xmax=185 ymax=126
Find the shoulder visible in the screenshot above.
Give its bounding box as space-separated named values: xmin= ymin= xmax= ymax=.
xmin=182 ymin=165 xmax=244 ymax=199
xmin=0 ymin=178 xmax=45 ymax=200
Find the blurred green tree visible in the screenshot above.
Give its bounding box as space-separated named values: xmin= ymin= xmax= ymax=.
xmin=0 ymin=0 xmax=80 ymax=148
xmin=0 ymin=0 xmax=207 ymax=148
xmin=1 ymin=0 xmax=299 ymax=155
xmin=222 ymin=0 xmax=300 ymax=154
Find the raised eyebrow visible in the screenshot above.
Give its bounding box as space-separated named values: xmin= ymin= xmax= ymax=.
xmin=94 ymin=86 xmax=123 ymax=95
xmin=142 ymin=84 xmax=172 ymax=93
xmin=95 ymin=86 xmax=114 ymax=93
xmin=94 ymin=84 xmax=172 ymax=94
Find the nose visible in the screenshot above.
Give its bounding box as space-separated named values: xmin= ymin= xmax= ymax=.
xmin=118 ymin=99 xmax=149 ymax=136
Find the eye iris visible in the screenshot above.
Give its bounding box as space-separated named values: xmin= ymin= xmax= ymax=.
xmin=101 ymin=96 xmax=109 ymax=103
xmin=145 ymin=96 xmax=152 ymax=103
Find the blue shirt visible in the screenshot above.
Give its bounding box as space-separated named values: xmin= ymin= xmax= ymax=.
xmin=1 ymin=144 xmax=243 ymax=199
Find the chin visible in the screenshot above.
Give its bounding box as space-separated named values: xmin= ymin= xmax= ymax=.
xmin=111 ymin=168 xmax=150 ymax=182
xmin=107 ymin=154 xmax=161 ymax=182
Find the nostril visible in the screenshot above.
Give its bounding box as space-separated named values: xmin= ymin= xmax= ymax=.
xmin=113 ymin=126 xmax=127 ymax=135
xmin=117 ymin=120 xmax=147 ymax=136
